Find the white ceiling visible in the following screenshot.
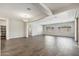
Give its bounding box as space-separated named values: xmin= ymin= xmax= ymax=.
xmin=44 ymin=3 xmax=79 ymax=14
xmin=0 ymin=3 xmax=47 ymax=22
xmin=0 ymin=3 xmax=79 ymax=22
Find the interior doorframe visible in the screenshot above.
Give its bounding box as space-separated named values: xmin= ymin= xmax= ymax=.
xmin=75 ymin=17 xmax=79 ymax=45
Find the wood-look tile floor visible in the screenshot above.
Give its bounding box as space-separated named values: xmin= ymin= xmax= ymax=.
xmin=0 ymin=35 xmax=79 ymax=56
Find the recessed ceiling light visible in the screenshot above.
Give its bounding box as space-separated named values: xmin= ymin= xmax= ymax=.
xmin=25 ymin=14 xmax=32 ymax=18
xmin=27 ymin=8 xmax=32 ymax=11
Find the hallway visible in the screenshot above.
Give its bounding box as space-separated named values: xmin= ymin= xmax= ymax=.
xmin=1 ymin=35 xmax=79 ymax=56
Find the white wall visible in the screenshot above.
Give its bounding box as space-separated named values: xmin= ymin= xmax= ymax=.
xmin=30 ymin=9 xmax=76 ymax=36
xmin=7 ymin=19 xmax=25 ymax=39
xmin=0 ymin=20 xmax=6 ymax=26
xmin=31 ymin=23 xmax=43 ymax=36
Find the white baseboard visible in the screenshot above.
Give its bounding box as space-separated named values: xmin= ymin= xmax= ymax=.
xmin=6 ymin=36 xmax=26 ymax=40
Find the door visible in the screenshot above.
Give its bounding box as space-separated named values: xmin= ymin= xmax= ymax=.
xmin=1 ymin=26 xmax=6 ymax=40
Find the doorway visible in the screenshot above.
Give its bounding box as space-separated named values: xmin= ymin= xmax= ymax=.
xmin=76 ymin=17 xmax=79 ymax=45
xmin=28 ymin=23 xmax=32 ymax=37
xmin=0 ymin=26 xmax=6 ymax=40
